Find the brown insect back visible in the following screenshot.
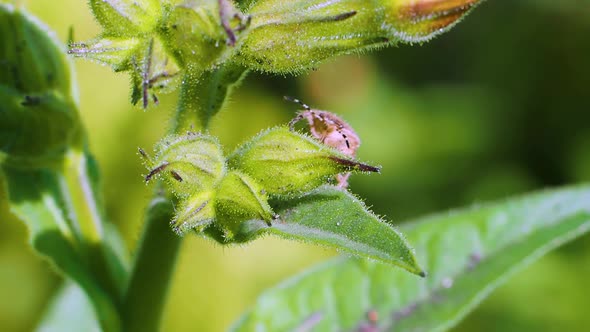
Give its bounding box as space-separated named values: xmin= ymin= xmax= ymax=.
xmin=285 ymin=96 xmax=361 ymax=188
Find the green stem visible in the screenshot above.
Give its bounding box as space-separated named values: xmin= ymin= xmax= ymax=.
xmin=172 ymin=65 xmax=249 ymax=132
xmin=122 ymin=195 xmax=180 ymax=332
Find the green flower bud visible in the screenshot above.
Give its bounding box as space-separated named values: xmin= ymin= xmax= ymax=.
xmin=215 ymin=170 xmax=274 ymax=238
xmin=0 ymin=4 xmax=80 ymax=168
xmin=89 ymin=0 xmax=162 ymax=37
xmin=171 ymin=190 xmax=216 ymax=235
xmin=159 ymin=0 xmax=248 ymax=68
xmin=228 ymin=127 xmax=379 ymax=196
xmin=238 ymin=0 xmax=482 ymax=73
xmin=74 ymin=0 xmax=246 ymax=108
xmin=142 ymin=132 xmax=226 ymax=198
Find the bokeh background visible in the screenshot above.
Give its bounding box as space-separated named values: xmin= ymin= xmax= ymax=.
xmin=1 ymin=0 xmax=590 ymax=331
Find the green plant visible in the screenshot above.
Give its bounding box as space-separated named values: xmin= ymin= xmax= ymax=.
xmin=1 ymin=0 xmax=589 ymax=331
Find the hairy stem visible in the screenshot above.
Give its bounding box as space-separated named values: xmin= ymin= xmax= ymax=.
xmin=122 ymin=195 xmax=180 ymax=332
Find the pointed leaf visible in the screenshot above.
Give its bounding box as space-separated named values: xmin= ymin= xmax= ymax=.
xmin=233 ymin=185 xmax=424 ymax=276
xmin=0 ymin=6 xmax=128 ymax=331
xmin=1 ymin=168 xmax=121 ymax=332
xmin=232 ymin=185 xmax=590 ymax=331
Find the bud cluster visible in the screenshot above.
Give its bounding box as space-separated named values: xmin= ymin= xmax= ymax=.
xmin=141 ymin=126 xmax=379 ymax=240
xmin=71 ymin=0 xmax=482 ymax=107
xmin=70 ymin=0 xmax=248 ymax=108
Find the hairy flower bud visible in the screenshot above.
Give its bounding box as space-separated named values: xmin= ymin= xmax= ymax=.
xmin=89 ymin=0 xmax=162 ymax=37
xmin=142 ymin=132 xmax=226 ymax=198
xmin=159 ymin=0 xmax=245 ymax=68
xmin=75 ymin=0 xmax=482 ymax=108
xmin=143 ymin=135 xmax=276 ymax=236
xmin=0 ymin=4 xmax=80 ymax=168
xmin=237 ymin=0 xmax=482 ymax=73
xmin=73 ymin=0 xmax=246 ymax=108
xmin=171 ymin=190 xmax=216 ymax=234
xmin=228 ymin=127 xmax=379 ymax=196
xmin=215 ymin=170 xmax=274 ymax=237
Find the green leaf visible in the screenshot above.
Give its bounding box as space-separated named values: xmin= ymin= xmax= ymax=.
xmin=68 ymin=37 xmax=142 ymax=70
xmin=231 ymin=185 xmax=590 ymax=331
xmin=1 ymin=167 xmax=122 ymax=332
xmin=0 ymin=6 xmax=127 ymax=331
xmin=233 ymin=185 xmax=424 ymax=275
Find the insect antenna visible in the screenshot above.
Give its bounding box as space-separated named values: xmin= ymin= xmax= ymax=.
xmin=284 ymin=96 xmax=311 ymax=110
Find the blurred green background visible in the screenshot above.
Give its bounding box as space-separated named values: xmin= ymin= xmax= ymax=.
xmin=1 ymin=0 xmax=590 ymax=331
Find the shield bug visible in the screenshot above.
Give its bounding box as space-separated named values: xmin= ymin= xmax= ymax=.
xmin=285 ymin=96 xmax=361 ymax=188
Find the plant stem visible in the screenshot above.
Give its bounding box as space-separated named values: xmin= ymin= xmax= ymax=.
xmin=122 ymin=195 xmax=180 ymax=332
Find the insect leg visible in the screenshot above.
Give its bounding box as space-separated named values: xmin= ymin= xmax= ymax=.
xmin=336 ymin=173 xmax=351 ymax=189
xmin=288 ymin=113 xmax=305 ymax=130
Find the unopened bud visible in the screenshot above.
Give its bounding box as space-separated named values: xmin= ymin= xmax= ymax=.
xmin=0 ymin=4 xmax=80 ymax=168
xmin=142 ymin=132 xmax=226 ymax=198
xmin=171 ymin=190 xmax=216 ymax=235
xmin=228 ymin=127 xmax=379 ymax=196
xmin=215 ymin=170 xmax=274 ymax=237
xmin=238 ymin=0 xmax=482 ymax=72
xmin=89 ymin=0 xmax=161 ymax=37
xmin=159 ymin=0 xmax=247 ymax=67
